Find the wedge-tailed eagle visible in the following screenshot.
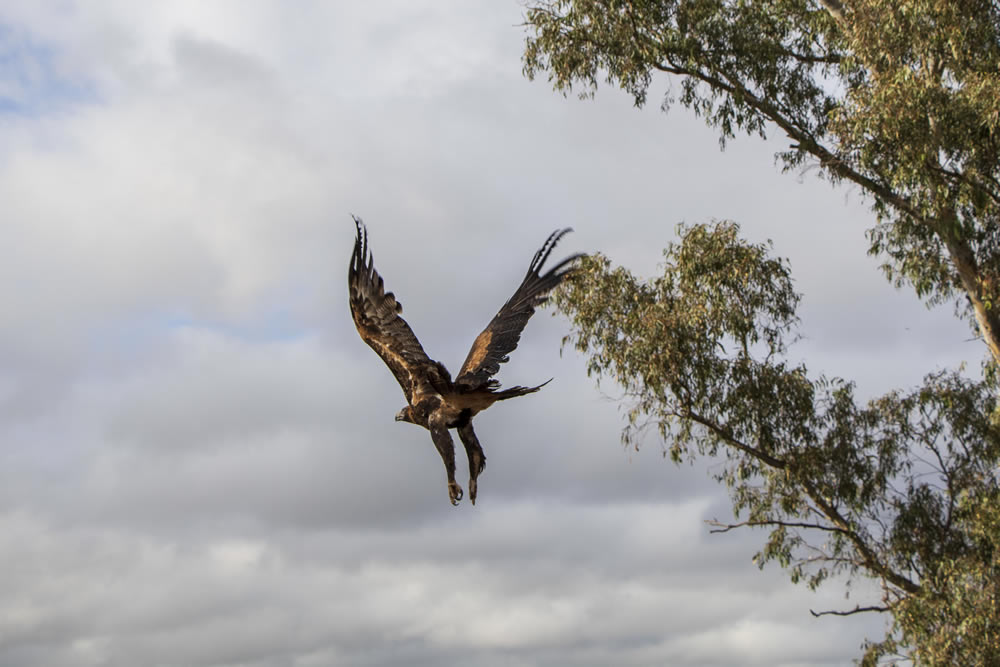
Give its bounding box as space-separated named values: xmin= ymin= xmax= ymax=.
xmin=348 ymin=217 xmax=582 ymax=505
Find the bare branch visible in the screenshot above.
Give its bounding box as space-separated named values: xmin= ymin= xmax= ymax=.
xmin=810 ymin=604 xmax=890 ymax=618
xmin=706 ymin=518 xmax=848 ymax=535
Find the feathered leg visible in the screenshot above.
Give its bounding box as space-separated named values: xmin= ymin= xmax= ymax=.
xmin=429 ymin=412 xmax=463 ymax=505
xmin=457 ymin=422 xmax=486 ymax=505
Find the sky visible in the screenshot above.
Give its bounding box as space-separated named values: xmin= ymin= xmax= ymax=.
xmin=0 ymin=2 xmax=980 ymax=666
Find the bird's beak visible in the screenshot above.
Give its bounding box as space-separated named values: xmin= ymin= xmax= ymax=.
xmin=395 ymin=409 xmax=407 ymax=422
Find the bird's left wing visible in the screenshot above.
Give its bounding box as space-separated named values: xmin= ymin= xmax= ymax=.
xmin=455 ymin=229 xmax=583 ymax=391
xmin=349 ymin=217 xmax=443 ymax=403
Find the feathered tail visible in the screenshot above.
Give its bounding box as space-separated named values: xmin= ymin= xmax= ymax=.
xmin=490 ymin=379 xmax=553 ymax=400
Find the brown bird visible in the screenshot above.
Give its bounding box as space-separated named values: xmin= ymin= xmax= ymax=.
xmin=348 ymin=216 xmax=582 ymax=505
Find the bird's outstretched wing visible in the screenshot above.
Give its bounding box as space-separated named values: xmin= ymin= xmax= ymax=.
xmin=349 ymin=217 xmax=447 ymax=402
xmin=455 ymin=229 xmax=583 ymax=391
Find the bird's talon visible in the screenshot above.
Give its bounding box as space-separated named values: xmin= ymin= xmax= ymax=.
xmin=469 ymin=478 xmax=478 ymax=506
xmin=448 ymin=482 xmax=464 ymax=505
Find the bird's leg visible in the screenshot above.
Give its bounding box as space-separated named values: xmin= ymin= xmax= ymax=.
xmin=429 ymin=413 xmax=462 ymax=505
xmin=457 ymin=422 xmax=486 ymax=505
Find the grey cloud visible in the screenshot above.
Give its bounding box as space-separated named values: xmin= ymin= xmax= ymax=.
xmin=0 ymin=1 xmax=963 ymax=666
xmin=171 ymin=33 xmax=274 ymax=90
xmin=0 ymin=506 xmax=878 ymax=667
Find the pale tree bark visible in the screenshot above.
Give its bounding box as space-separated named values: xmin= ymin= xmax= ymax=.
xmin=818 ymin=0 xmax=845 ymax=21
xmin=943 ymin=233 xmax=1000 ymax=364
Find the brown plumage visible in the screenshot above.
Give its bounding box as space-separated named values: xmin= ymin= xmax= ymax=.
xmin=348 ymin=216 xmax=582 ymax=505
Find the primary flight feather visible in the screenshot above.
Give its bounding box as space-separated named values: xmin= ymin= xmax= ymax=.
xmin=348 ymin=216 xmax=582 ymax=505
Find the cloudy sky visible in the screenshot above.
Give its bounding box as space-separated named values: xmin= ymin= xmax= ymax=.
xmin=0 ymin=2 xmax=979 ymax=666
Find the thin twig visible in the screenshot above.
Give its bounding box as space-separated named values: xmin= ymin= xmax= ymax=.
xmin=810 ymin=604 xmax=889 ymax=617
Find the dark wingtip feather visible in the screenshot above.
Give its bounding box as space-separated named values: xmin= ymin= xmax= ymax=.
xmin=350 ymin=215 xmax=372 ymax=281
xmin=528 ymin=228 xmax=575 ymax=277
xmin=351 ymin=214 xmax=365 ymax=248
xmin=545 ymin=251 xmax=586 ymax=279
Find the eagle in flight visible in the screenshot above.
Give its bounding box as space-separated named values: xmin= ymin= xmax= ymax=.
xmin=348 ymin=217 xmax=582 ymax=505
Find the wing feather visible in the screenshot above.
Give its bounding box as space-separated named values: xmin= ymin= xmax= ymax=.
xmin=348 ymin=217 xmax=447 ymax=402
xmin=455 ymin=229 xmax=583 ymax=391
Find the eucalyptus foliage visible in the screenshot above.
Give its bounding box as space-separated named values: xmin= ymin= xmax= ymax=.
xmin=523 ymin=0 xmax=1000 ymax=366
xmin=524 ymin=1 xmax=1000 ymax=661
xmin=553 ymin=224 xmax=1000 ymax=663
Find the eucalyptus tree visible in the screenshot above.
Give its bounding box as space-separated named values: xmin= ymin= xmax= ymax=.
xmin=523 ymin=1 xmax=1000 ymax=662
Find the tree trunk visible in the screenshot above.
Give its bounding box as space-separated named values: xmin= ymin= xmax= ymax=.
xmin=944 ymin=234 xmax=1000 ymax=366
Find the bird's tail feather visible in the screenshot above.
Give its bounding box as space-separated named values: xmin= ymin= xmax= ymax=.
xmin=491 ymin=379 xmax=552 ymax=400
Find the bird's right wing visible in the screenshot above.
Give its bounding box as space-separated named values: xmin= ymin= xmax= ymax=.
xmin=349 ymin=217 xmax=444 ymax=403
xmin=455 ymin=229 xmax=583 ymax=391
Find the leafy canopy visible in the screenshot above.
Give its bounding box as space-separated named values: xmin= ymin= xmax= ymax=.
xmin=524 ymin=0 xmax=1000 ymax=366
xmin=553 ymin=224 xmax=1000 ymax=663
xmin=524 ymin=0 xmax=1000 ymax=662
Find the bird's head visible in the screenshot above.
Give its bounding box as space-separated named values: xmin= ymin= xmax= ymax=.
xmin=395 ymin=406 xmax=414 ymax=423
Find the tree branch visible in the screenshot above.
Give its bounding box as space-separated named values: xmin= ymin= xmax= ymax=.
xmin=707 ymin=518 xmax=849 ymax=535
xmin=810 ymin=604 xmax=889 ymax=618
xmin=817 ymin=0 xmax=846 ymax=23
xmin=683 ymin=409 xmax=788 ymax=470
xmin=651 ymin=60 xmax=932 ymax=228
xmin=802 ymin=480 xmax=923 ymax=595
xmin=684 ymin=403 xmax=922 ymax=595
xmin=649 ymin=59 xmax=1000 ymax=365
